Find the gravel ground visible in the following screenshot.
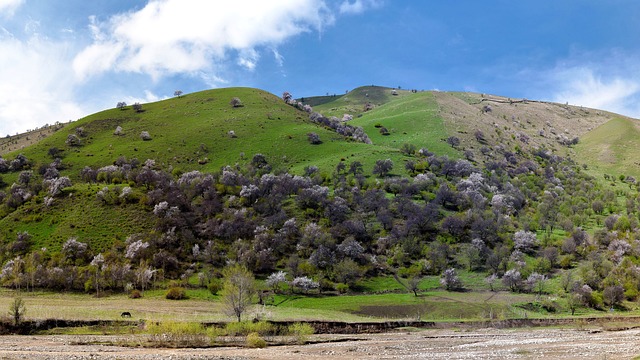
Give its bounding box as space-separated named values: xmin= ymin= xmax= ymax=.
xmin=0 ymin=328 xmax=639 ymax=359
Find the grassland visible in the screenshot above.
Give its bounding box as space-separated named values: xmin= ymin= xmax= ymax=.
xmin=574 ymin=116 xmax=640 ymax=178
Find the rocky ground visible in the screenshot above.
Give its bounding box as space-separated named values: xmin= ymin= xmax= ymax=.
xmin=1 ymin=327 xmax=640 ymax=359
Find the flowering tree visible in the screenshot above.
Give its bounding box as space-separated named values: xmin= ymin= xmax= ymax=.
xmin=440 ymin=268 xmax=463 ymax=291
xmin=291 ymin=276 xmax=319 ymax=294
xmin=502 ymin=269 xmax=522 ymax=292
xmin=266 ymin=270 xmax=287 ymax=293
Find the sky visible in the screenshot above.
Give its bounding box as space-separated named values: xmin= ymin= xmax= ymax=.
xmin=1 ymin=0 xmax=640 ymax=136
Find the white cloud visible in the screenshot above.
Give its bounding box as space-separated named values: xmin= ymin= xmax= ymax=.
xmin=552 ymin=68 xmax=640 ymax=113
xmin=339 ymin=0 xmax=382 ymax=15
xmin=544 ymin=51 xmax=640 ymax=118
xmin=74 ymin=0 xmax=335 ymax=81
xmin=0 ymin=0 xmax=23 ymax=17
xmin=0 ymin=35 xmax=85 ymax=136
xmin=123 ymin=90 xmax=165 ymax=106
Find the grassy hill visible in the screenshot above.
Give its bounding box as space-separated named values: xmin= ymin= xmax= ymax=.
xmin=2 ymin=85 xmax=640 ymax=324
xmin=5 ymin=88 xmax=385 ymax=182
xmin=0 ymin=86 xmax=633 ymax=251
xmin=574 ymin=117 xmax=640 ymax=178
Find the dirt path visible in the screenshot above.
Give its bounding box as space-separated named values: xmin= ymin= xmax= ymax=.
xmin=0 ymin=327 xmax=639 ymax=359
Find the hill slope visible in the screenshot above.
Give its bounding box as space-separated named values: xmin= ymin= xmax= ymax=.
xmin=0 ymin=85 xmax=639 ymax=310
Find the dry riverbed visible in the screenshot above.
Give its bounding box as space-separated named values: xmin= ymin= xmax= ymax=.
xmin=1 ymin=327 xmax=640 ymax=359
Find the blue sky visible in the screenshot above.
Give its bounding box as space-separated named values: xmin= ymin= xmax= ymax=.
xmin=1 ymin=0 xmax=640 ymax=136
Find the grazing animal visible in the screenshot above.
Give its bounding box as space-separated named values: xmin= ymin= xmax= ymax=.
xmin=121 ymin=311 xmax=132 ymax=318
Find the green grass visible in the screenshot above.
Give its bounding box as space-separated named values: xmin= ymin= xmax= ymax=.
xmin=0 ymin=184 xmax=152 ymax=251
xmin=575 ymin=117 xmax=640 ymax=178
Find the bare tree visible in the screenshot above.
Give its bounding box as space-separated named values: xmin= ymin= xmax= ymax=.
xmin=116 ymin=102 xmax=127 ymax=110
xmin=174 ymin=90 xmax=183 ymax=97
xmin=221 ymin=264 xmax=256 ymax=322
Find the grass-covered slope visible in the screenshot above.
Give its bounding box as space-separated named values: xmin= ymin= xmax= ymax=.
xmin=574 ymin=117 xmax=640 ymax=178
xmin=8 ymin=88 xmax=379 ymax=180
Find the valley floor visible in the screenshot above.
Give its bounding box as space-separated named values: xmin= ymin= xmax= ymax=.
xmin=0 ymin=327 xmax=639 ymax=359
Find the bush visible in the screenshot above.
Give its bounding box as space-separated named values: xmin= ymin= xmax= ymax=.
xmin=208 ymin=278 xmax=223 ymax=295
xmin=288 ymin=322 xmax=314 ymax=344
xmin=307 ymin=132 xmax=322 ymax=145
xmin=230 ymin=97 xmax=243 ymax=107
xmin=147 ymin=321 xmax=208 ymax=347
xmin=166 ymin=287 xmax=188 ymax=300
xmin=140 ymin=131 xmax=152 ymax=141
xmin=335 ymin=283 xmax=349 ymax=294
xmin=246 ymin=332 xmax=267 ymax=348
xmin=129 ymin=289 xmax=142 ymax=299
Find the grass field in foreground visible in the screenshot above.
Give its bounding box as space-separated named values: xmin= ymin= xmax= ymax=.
xmin=0 ymin=284 xmax=631 ymax=324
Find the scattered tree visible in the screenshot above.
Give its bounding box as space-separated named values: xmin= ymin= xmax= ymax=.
xmin=373 ymin=159 xmax=393 ymax=177
xmin=230 ymin=97 xmax=244 ymax=108
xmin=502 ymin=269 xmax=522 ymax=292
xmin=440 ymin=268 xmax=463 ymax=291
xmin=307 ymin=132 xmax=322 ymax=145
xmin=221 ymin=264 xmax=256 ymax=322
xmin=446 ymin=136 xmax=460 ymax=148
xmin=8 ymin=297 xmax=26 ymax=326
xmin=140 ymin=131 xmax=152 ymax=141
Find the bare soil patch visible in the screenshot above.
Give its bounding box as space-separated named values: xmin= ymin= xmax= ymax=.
xmin=1 ymin=327 xmax=640 ymax=359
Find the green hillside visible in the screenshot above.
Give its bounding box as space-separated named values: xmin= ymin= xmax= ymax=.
xmin=574 ymin=117 xmax=640 ymax=177
xmin=2 ymin=85 xmax=640 ymax=324
xmin=7 ymin=88 xmax=388 ymax=181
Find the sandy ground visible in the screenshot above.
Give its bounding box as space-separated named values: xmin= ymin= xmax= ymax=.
xmin=0 ymin=327 xmax=639 ymax=359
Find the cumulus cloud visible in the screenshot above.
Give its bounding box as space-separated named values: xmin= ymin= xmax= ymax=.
xmin=0 ymin=0 xmax=23 ymax=16
xmin=74 ymin=0 xmax=335 ymax=81
xmin=0 ymin=35 xmax=85 ymax=136
xmin=552 ymin=68 xmax=640 ymax=113
xmin=339 ymin=0 xmax=382 ymax=15
xmin=123 ymin=90 xmax=166 ymax=106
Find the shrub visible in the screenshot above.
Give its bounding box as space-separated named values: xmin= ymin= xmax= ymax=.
xmin=307 ymin=132 xmax=322 ymax=144
xmin=335 ymin=283 xmax=349 ymax=294
xmin=8 ymin=297 xmax=26 ymax=326
xmin=140 ymin=131 xmax=152 ymax=141
xmin=246 ymin=332 xmax=267 ymax=348
xmin=288 ymin=322 xmax=314 ymax=344
xmin=166 ymin=287 xmax=188 ymax=300
xmin=147 ymin=321 xmax=208 ymax=347
xmin=132 ymin=103 xmax=143 ymax=112
xmin=208 ymin=278 xmax=223 ymax=295
xmin=129 ymin=289 xmax=142 ymax=299
xmin=66 ymin=134 xmax=81 ymax=147
xmin=379 ymin=127 xmax=390 ymax=135
xmin=400 ymin=143 xmax=416 ymax=156
xmin=230 ymin=97 xmax=243 ymax=107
